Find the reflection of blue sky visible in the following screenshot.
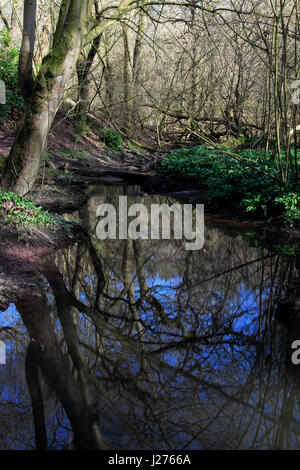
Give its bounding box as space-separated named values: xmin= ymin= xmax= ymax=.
xmin=231 ymin=284 xmax=270 ymax=333
xmin=0 ymin=304 xmax=26 ymax=397
xmin=0 ymin=270 xmax=275 ymax=390
xmin=146 ymin=273 xmax=180 ymax=290
xmin=0 ymin=245 xmax=296 ymax=448
xmin=1 ymin=185 xmax=298 ymax=448
xmin=0 ymin=304 xmax=25 ymax=368
xmin=0 ymin=303 xmax=74 ymax=449
xmin=0 ymin=303 xmax=21 ymax=328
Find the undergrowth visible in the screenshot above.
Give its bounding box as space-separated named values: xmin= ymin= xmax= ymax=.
xmin=0 ymin=32 xmax=24 ymax=124
xmin=158 ymin=145 xmax=300 ymax=225
xmin=0 ymin=189 xmax=59 ymax=229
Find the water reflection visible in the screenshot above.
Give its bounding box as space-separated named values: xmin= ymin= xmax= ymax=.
xmin=0 ymin=185 xmax=299 ymax=449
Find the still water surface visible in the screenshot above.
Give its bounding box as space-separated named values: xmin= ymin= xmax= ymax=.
xmin=0 ymin=185 xmax=299 ymax=449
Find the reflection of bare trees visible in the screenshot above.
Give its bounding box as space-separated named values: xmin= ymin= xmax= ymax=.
xmin=15 ymin=278 xmax=110 ymax=450
xmin=0 ymin=189 xmax=300 ymax=449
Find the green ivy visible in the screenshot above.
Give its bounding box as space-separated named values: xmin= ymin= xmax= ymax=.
xmin=158 ymin=145 xmax=300 ymax=224
xmin=0 ymin=37 xmax=24 ymax=124
xmin=104 ymin=129 xmax=123 ymax=150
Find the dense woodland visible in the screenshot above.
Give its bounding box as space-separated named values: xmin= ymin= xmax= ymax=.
xmin=0 ymin=0 xmax=298 ymax=227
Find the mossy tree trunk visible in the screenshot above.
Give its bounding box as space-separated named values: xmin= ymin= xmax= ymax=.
xmin=75 ymin=0 xmax=103 ymax=127
xmin=75 ymin=33 xmax=101 ymax=127
xmin=132 ymin=8 xmax=146 ymax=126
xmin=3 ymin=0 xmax=91 ymax=196
xmin=18 ymin=0 xmax=37 ymax=101
xmin=122 ymin=22 xmax=134 ymax=136
xmin=101 ymin=35 xmax=114 ymax=110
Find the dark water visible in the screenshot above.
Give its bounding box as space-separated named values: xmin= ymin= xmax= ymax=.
xmin=0 ymin=185 xmax=300 ymax=450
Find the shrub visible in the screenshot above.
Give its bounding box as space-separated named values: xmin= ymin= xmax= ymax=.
xmin=274 ymin=192 xmax=300 ymax=226
xmin=0 ymin=189 xmax=58 ymax=229
xmin=0 ymin=36 xmax=24 ymax=124
xmin=158 ymin=145 xmax=300 ymax=224
xmin=220 ymin=134 xmax=247 ymax=149
xmin=104 ymin=129 xmax=123 ymax=150
xmin=86 ymin=115 xmax=105 ymax=132
xmin=73 ymin=118 xmax=89 ymax=136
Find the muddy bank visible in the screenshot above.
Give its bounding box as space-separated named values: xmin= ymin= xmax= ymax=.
xmin=34 ymin=158 xmax=300 ymax=241
xmin=1 ymin=136 xmax=299 ymax=254
xmin=140 ymin=174 xmax=300 ymax=240
xmin=32 ymin=145 xmax=161 ymax=212
xmin=2 ymin=107 xmax=298 ymax=241
xmin=0 ymin=221 xmax=81 ymax=278
xmin=0 ymin=212 xmax=83 ymax=311
xmin=0 ymin=147 xmax=158 ymax=289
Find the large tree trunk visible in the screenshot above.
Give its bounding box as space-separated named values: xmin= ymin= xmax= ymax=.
xmin=75 ymin=34 xmax=101 ymax=124
xmin=132 ymin=8 xmax=146 ymax=125
xmin=16 ymin=282 xmax=109 ymax=450
xmin=122 ymin=22 xmax=133 ymax=136
xmin=25 ymin=341 xmax=48 ymax=450
xmin=18 ymin=0 xmax=37 ymax=101
xmin=3 ymin=0 xmax=89 ymax=196
xmin=10 ymin=0 xmax=21 ymax=47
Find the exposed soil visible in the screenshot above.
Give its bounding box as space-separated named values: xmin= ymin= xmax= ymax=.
xmin=0 ymin=111 xmax=165 ymax=283
xmin=0 ymin=222 xmax=81 ymax=268
xmin=0 ymin=220 xmax=82 ymax=311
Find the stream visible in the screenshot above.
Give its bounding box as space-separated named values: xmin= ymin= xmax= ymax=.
xmin=0 ymin=184 xmax=300 ymax=450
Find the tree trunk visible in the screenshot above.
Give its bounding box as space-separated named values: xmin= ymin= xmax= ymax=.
xmin=3 ymin=0 xmax=89 ymax=196
xmin=19 ymin=0 xmax=37 ymax=101
xmin=122 ymin=22 xmax=133 ymax=136
xmin=102 ymin=38 xmax=114 ymax=110
xmin=132 ymin=9 xmax=146 ymax=124
xmin=17 ymin=278 xmax=110 ymax=450
xmin=75 ymin=34 xmax=101 ymax=125
xmin=25 ymin=341 xmax=48 ymax=450
xmin=10 ymin=0 xmax=21 ymax=47
xmin=189 ymin=4 xmax=197 ymax=117
xmin=0 ymin=7 xmax=9 ymax=30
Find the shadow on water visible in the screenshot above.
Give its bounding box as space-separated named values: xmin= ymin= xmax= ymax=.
xmin=0 ymin=185 xmax=300 ymax=449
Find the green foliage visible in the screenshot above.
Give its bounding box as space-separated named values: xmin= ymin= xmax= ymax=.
xmin=83 ymin=115 xmax=123 ymax=151
xmin=86 ymin=115 xmax=105 ymax=132
xmin=0 ymin=189 xmax=58 ymax=229
xmin=0 ymin=156 xmax=5 ymax=172
xmin=0 ymin=37 xmax=24 ymax=124
xmin=241 ymin=193 xmax=269 ymax=217
xmin=243 ymin=230 xmax=300 ymax=255
xmin=57 ymin=149 xmax=89 ymax=160
xmin=274 ymin=192 xmax=300 ymax=225
xmin=0 ymin=28 xmax=10 ymax=47
xmin=73 ymin=118 xmax=89 ymax=136
xmin=104 ymin=129 xmax=123 ymax=150
xmin=72 ymin=149 xmax=89 ymax=159
xmin=58 ymin=171 xmax=72 ymax=181
xmin=158 ymin=145 xmax=300 ymax=224
xmin=57 ymin=150 xmax=71 ymax=158
xmin=220 ymin=134 xmax=247 ymax=149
